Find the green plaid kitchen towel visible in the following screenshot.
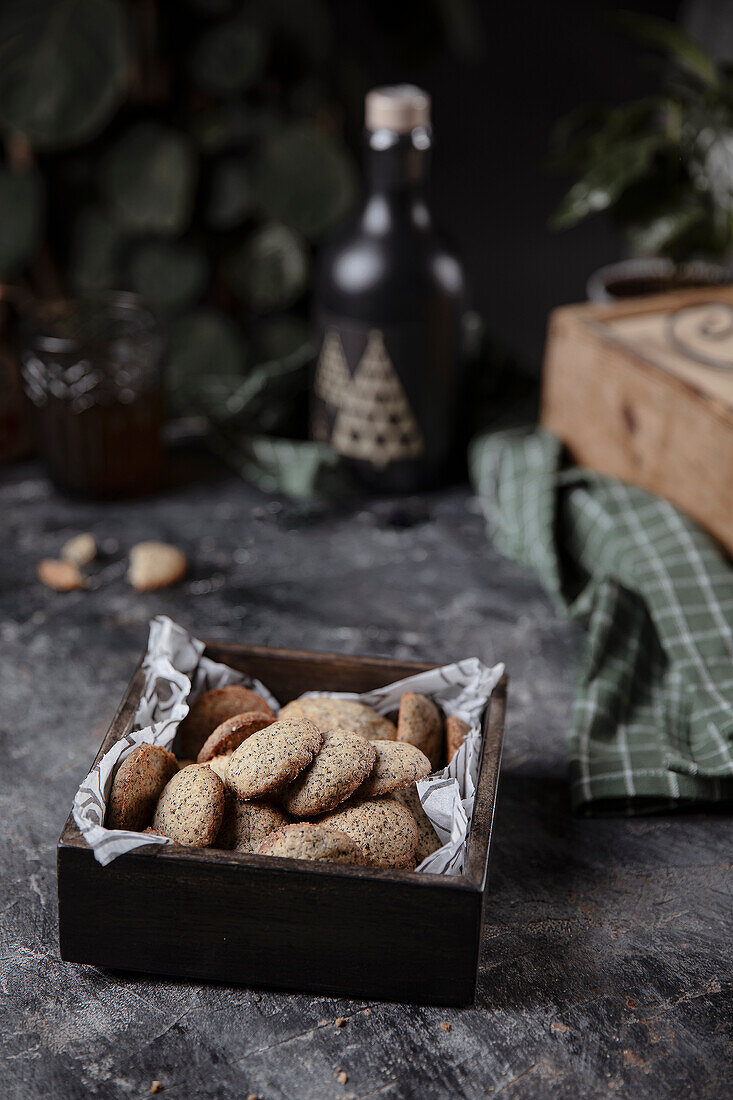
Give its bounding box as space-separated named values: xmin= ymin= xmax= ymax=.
xmin=469 ymin=427 xmax=733 ymax=814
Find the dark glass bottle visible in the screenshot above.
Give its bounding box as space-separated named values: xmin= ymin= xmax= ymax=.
xmin=312 ymin=85 xmax=465 ymax=492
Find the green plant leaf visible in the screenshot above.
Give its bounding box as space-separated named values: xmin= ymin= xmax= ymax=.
xmin=0 ymin=0 xmax=128 ymax=149
xmin=551 ymin=136 xmax=667 ymax=230
xmin=167 ymin=308 xmax=247 ymax=416
xmin=68 ymin=206 xmax=123 ymax=292
xmin=627 ymin=201 xmax=708 ymax=257
xmin=613 ymin=12 xmax=718 ymax=87
xmin=255 ymin=124 xmax=357 ymax=240
xmin=206 ymin=157 xmax=254 ymax=230
xmin=0 ymin=166 xmax=42 ymax=276
xmin=254 ymin=315 xmax=313 ymax=361
xmin=192 ymin=102 xmax=283 ymax=154
xmin=103 ymin=123 xmax=196 ymax=236
xmin=127 ymin=241 xmax=208 ymax=314
xmin=243 ymin=0 xmax=332 ymax=64
xmin=225 ymin=223 xmax=309 ymax=312
xmin=190 ymin=14 xmax=265 ymax=97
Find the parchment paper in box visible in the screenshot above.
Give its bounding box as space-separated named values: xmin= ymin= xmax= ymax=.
xmin=73 ymin=616 xmax=504 ymax=873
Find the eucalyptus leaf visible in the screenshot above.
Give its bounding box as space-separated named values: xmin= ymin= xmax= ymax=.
xmin=128 ymin=241 xmax=208 ymax=314
xmin=192 ymin=103 xmax=283 ymax=154
xmin=226 ymin=223 xmax=309 ymax=312
xmin=190 ymin=14 xmax=265 ymax=96
xmin=255 ymin=124 xmax=357 ymax=240
xmin=0 ymin=167 xmax=42 ymax=276
xmin=243 ymin=0 xmax=332 ymax=65
xmin=613 ymin=12 xmax=718 ymax=87
xmin=167 ymin=309 xmax=247 ymax=417
xmin=0 ymin=0 xmax=128 ymax=149
xmin=551 ymin=136 xmax=667 ymax=230
xmin=206 ymin=158 xmax=254 ymax=230
xmin=69 ymin=207 xmax=123 ymax=292
xmin=103 ymin=123 xmax=196 ymax=236
xmin=254 ymin=315 xmax=313 ymax=361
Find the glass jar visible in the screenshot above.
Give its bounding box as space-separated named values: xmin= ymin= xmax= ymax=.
xmin=21 ymin=294 xmax=164 ymax=498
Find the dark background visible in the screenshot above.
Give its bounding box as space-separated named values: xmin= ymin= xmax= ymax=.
xmin=333 ymin=0 xmax=683 ymax=365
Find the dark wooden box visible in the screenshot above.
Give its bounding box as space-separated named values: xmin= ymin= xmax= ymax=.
xmin=57 ymin=643 xmax=506 ymax=1006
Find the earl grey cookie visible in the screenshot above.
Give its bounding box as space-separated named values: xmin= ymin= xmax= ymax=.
xmin=446 ymin=715 xmax=470 ymax=762
xmin=152 ymin=764 xmax=226 ymax=846
xmin=216 ymin=796 xmax=289 ymax=852
xmin=178 ymin=685 xmax=275 ymax=758
xmin=357 ymin=740 xmax=431 ymax=798
xmin=197 ymin=710 xmax=274 ymax=763
xmin=107 ymin=744 xmax=179 ymax=831
xmin=318 ymin=796 xmax=418 ymax=869
xmin=394 ymin=784 xmax=441 ymax=863
xmin=397 ymin=692 xmax=444 ymax=769
xmin=281 ymin=730 xmax=377 ymax=816
xmin=258 ymin=822 xmax=367 ymax=865
xmin=225 ymin=718 xmax=322 ymax=799
xmin=279 ymin=697 xmax=396 ymax=741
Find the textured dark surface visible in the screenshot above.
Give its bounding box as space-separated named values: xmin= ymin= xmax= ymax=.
xmin=1 ymin=461 xmax=730 ymax=1099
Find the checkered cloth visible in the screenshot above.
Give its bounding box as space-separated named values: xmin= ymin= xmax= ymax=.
xmin=469 ymin=427 xmax=733 ymax=814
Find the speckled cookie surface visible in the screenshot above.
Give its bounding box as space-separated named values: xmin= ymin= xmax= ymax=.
xmin=177 ymin=685 xmax=275 ymax=758
xmin=357 ymin=740 xmax=431 ymax=798
xmin=225 ymin=717 xmax=322 ymax=799
xmin=197 ymin=710 xmax=274 ymax=763
xmin=397 ymin=692 xmax=444 ymax=769
xmin=279 ymin=697 xmax=396 ymax=741
xmin=257 ymin=822 xmax=367 ymax=865
xmin=395 ymin=784 xmax=441 ymax=863
xmin=107 ymin=744 xmax=179 ymax=831
xmin=319 ymin=797 xmax=418 ymax=869
xmin=152 ymin=764 xmax=226 ymax=846
xmin=281 ymin=730 xmax=377 ymax=816
xmin=206 ymin=753 xmax=232 ymax=781
xmin=446 ymin=715 xmax=470 ymax=762
xmin=216 ymin=796 xmax=289 ymax=852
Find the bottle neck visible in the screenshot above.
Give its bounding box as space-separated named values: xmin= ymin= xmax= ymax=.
xmin=365 ymin=127 xmax=431 ymax=194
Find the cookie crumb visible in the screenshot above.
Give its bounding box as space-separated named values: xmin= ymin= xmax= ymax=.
xmin=335 ymin=1016 xmax=347 ymax=1027
xmin=318 ymin=1018 xmax=329 ymax=1026
xmin=440 ymin=1021 xmax=451 ymax=1032
xmin=335 ymin=1070 xmax=348 ymax=1084
xmin=61 ymin=532 xmax=97 ymax=567
xmin=151 ymin=1083 xmax=164 ymax=1095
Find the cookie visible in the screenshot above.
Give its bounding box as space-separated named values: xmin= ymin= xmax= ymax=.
xmin=142 ymin=827 xmax=180 ymax=845
xmin=397 ymin=692 xmax=443 ymax=769
xmin=225 ymin=718 xmax=322 ymax=799
xmin=178 ymin=685 xmax=275 ymax=759
xmin=216 ymin=796 xmax=289 ymax=852
xmin=319 ymin=796 xmax=418 ymax=869
xmin=37 ymin=558 xmax=84 ymax=592
xmin=152 ymin=764 xmax=226 ymax=846
xmin=197 ymin=710 xmax=273 ymax=763
xmin=258 ymin=822 xmax=367 ymax=865
xmin=446 ymin=715 xmax=470 ymax=762
xmin=281 ymin=730 xmax=377 ymax=817
xmin=395 ymin=784 xmax=441 ymax=863
xmin=279 ymin=697 xmax=396 ymax=741
xmin=107 ymin=744 xmax=179 ymax=831
xmin=206 ymin=753 xmax=232 ymax=781
xmin=357 ymin=740 xmax=431 ymax=798
xmin=128 ymin=541 xmax=187 ymax=592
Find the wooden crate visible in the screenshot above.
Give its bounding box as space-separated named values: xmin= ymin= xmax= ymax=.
xmin=57 ymin=643 xmax=506 ymax=1006
xmin=540 ymin=286 xmax=733 ymax=555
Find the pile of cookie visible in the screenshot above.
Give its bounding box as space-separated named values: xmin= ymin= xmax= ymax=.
xmin=107 ymin=684 xmax=471 ymax=870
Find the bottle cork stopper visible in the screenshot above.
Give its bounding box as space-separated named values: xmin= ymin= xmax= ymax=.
xmin=365 ymin=85 xmax=431 ymax=134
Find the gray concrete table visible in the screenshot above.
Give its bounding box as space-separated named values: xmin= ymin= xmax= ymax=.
xmin=1 ymin=462 xmax=730 ymax=1099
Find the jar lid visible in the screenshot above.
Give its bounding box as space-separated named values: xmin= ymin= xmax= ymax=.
xmin=365 ymin=85 xmax=431 ymax=134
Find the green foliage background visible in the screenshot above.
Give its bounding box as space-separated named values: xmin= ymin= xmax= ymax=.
xmin=0 ymin=0 xmax=479 ymax=451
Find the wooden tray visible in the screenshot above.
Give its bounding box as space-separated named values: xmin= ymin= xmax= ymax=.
xmin=541 ymin=287 xmax=733 ymax=556
xmin=57 ymin=643 xmax=506 ymax=1006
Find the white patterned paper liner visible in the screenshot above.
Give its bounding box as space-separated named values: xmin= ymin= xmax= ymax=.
xmin=73 ymin=616 xmax=504 ymax=874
